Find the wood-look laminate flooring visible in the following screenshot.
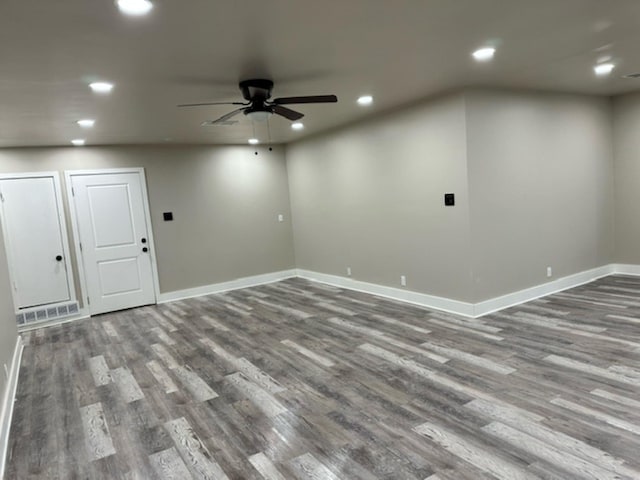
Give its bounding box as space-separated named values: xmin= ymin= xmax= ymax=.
xmin=6 ymin=275 xmax=640 ymax=480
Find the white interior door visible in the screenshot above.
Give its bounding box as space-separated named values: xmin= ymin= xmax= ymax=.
xmin=0 ymin=175 xmax=72 ymax=309
xmin=70 ymin=171 xmax=156 ymax=315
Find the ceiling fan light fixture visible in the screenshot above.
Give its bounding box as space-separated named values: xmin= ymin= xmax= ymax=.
xmin=116 ymin=0 xmax=153 ymax=16
xmin=291 ymin=122 xmax=304 ymax=130
xmin=248 ymin=138 xmax=259 ymax=145
xmin=246 ymin=110 xmax=272 ymax=122
xmin=357 ymin=95 xmax=373 ymax=106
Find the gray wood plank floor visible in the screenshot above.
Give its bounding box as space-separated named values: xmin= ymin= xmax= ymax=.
xmin=6 ymin=275 xmax=640 ymax=479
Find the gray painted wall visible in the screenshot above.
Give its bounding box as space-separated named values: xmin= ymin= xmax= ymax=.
xmin=287 ymin=94 xmax=475 ymax=301
xmin=466 ymin=89 xmax=615 ymax=301
xmin=287 ymin=89 xmax=616 ymax=303
xmin=613 ymin=92 xmax=640 ymax=264
xmin=0 ymin=145 xmax=295 ymax=299
xmin=0 ymin=227 xmax=18 ymax=403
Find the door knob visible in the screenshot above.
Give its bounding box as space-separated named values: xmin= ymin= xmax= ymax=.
xmin=141 ymin=238 xmax=147 ymax=244
xmin=142 ymin=247 xmax=148 ymax=253
xmin=55 ymin=255 xmax=63 ymax=261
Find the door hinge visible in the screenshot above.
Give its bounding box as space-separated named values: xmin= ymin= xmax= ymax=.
xmin=0 ymin=191 xmax=4 ymax=202
xmin=79 ymin=242 xmax=83 ymax=251
xmin=87 ymin=296 xmax=90 ymax=305
xmin=71 ymin=187 xmax=75 ymax=196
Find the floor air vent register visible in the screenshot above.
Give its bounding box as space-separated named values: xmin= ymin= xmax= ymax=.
xmin=16 ymin=301 xmax=80 ymax=327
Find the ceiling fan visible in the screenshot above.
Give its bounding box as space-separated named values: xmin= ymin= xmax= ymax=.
xmin=178 ymin=79 xmax=337 ymax=125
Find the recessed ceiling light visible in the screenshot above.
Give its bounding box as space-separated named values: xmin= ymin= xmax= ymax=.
xmin=472 ymin=47 xmax=496 ymax=61
xmin=77 ymin=119 xmax=95 ymax=128
xmin=291 ymin=122 xmax=304 ymax=130
xmin=357 ymin=95 xmax=373 ymax=106
xmin=248 ymin=138 xmax=259 ymax=145
xmin=89 ymin=82 xmax=114 ymax=94
xmin=594 ymin=63 xmax=615 ymax=76
xmin=71 ymin=139 xmax=85 ymax=146
xmin=116 ymin=0 xmax=153 ymax=16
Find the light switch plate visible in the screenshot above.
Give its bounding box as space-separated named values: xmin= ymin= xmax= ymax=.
xmin=444 ymin=193 xmax=455 ymax=206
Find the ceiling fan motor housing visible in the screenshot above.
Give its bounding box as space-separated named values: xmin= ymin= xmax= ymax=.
xmin=239 ymin=79 xmax=274 ymax=101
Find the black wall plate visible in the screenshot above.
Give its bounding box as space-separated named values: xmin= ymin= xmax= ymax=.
xmin=444 ymin=193 xmax=455 ymax=206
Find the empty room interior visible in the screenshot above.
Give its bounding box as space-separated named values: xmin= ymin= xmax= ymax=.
xmin=1 ymin=1 xmax=640 ymax=479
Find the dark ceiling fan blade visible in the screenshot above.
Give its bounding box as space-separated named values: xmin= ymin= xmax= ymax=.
xmin=272 ymin=95 xmax=337 ymax=105
xmin=178 ymin=101 xmax=248 ymax=108
xmin=272 ymin=105 xmax=304 ymax=121
xmin=205 ymin=108 xmax=247 ymax=124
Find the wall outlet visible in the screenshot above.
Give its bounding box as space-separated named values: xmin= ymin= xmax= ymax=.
xmin=3 ymin=363 xmax=8 ymax=380
xmin=547 ymin=266 xmax=553 ymax=278
xmin=277 ymin=214 xmax=284 ymax=222
xmin=400 ymin=275 xmax=407 ymax=287
xmin=347 ymin=267 xmax=352 ymax=276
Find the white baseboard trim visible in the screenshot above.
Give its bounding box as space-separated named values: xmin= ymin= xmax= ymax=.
xmin=296 ymin=269 xmax=476 ymax=317
xmin=0 ymin=336 xmax=24 ymax=480
xmin=472 ymin=265 xmax=615 ymax=317
xmin=15 ymin=264 xmax=640 ymax=330
xmin=157 ymin=269 xmax=298 ymax=304
xmin=611 ymin=263 xmax=640 ymax=276
xmin=296 ymin=265 xmax=626 ymax=318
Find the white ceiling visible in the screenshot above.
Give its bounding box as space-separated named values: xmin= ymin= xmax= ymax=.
xmin=2 ymin=0 xmax=640 ymax=148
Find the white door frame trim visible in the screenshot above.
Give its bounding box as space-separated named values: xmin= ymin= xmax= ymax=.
xmin=0 ymin=171 xmax=77 ymax=311
xmin=64 ymin=167 xmax=161 ymax=314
